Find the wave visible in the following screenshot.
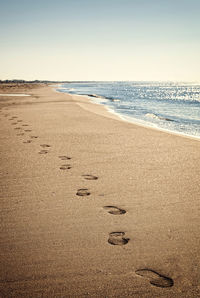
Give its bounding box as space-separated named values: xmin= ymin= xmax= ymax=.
xmin=85 ymin=93 xmax=101 ymax=98
xmin=145 ymin=113 xmax=174 ymax=122
xmin=84 ymin=93 xmax=120 ymax=102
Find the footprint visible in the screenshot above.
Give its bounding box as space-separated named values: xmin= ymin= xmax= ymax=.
xmin=22 ymin=124 xmax=29 ymax=127
xmin=103 ymin=206 xmax=126 ymax=215
xmin=40 ymin=144 xmax=51 ymax=148
xmin=30 ymin=136 xmax=38 ymax=139
xmin=39 ymin=150 xmax=48 ymax=154
xmin=58 ymin=156 xmax=71 ymax=160
xmin=11 ymin=122 xmax=17 ymax=125
xmin=23 ymin=140 xmax=32 ymax=144
xmin=16 ymin=133 xmax=24 ymax=136
xmin=82 ymin=174 xmax=98 ymax=180
xmin=14 ymin=127 xmax=21 ymax=130
xmin=24 ymin=129 xmax=32 ymax=132
xmin=135 ymin=269 xmax=174 ymax=288
xmin=17 ymin=120 xmax=23 ymax=122
xmin=76 ymin=188 xmax=90 ymax=196
xmin=60 ymin=164 xmax=71 ymax=170
xmin=108 ymin=232 xmax=129 ymax=246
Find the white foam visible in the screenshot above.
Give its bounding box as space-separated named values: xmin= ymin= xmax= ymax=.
xmin=89 ymin=97 xmax=200 ymax=141
xmin=145 ymin=113 xmax=160 ymax=120
xmin=0 ymin=94 xmax=30 ymax=97
xmin=110 ymin=109 xmax=200 ymax=141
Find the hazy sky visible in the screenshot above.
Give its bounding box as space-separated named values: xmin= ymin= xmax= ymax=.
xmin=0 ymin=0 xmax=200 ymax=81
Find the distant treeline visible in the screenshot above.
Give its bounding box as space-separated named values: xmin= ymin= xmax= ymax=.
xmin=0 ymin=80 xmax=70 ymax=84
xmin=0 ymin=80 xmax=100 ymax=84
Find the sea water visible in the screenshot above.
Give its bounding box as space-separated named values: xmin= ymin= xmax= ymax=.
xmin=57 ymin=81 xmax=200 ymax=139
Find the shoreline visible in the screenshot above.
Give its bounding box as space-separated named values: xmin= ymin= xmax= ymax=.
xmin=55 ymin=86 xmax=200 ymax=142
xmin=1 ymin=84 xmax=200 ymax=297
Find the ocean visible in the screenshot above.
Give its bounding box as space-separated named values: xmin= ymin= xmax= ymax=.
xmin=57 ymin=81 xmax=200 ymax=139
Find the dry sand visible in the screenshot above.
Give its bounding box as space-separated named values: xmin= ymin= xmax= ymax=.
xmin=0 ymin=84 xmax=200 ymax=297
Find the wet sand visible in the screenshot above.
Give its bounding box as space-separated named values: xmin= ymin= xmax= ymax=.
xmin=0 ymin=84 xmax=200 ymax=297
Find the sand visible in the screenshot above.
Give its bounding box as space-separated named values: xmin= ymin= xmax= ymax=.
xmin=0 ymin=94 xmax=31 ymax=97
xmin=0 ymin=84 xmax=200 ymax=297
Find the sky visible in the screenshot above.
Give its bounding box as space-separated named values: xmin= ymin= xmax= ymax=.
xmin=0 ymin=0 xmax=200 ymax=81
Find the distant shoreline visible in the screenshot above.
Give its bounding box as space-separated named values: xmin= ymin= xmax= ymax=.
xmin=55 ymin=84 xmax=200 ymax=142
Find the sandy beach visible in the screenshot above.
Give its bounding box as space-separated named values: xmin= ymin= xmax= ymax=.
xmin=0 ymin=84 xmax=200 ymax=297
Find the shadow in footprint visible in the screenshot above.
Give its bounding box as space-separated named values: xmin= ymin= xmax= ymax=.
xmin=40 ymin=144 xmax=51 ymax=148
xmin=104 ymin=206 xmax=126 ymax=215
xmin=17 ymin=133 xmax=24 ymax=136
xmin=17 ymin=120 xmax=22 ymax=122
xmin=60 ymin=164 xmax=71 ymax=170
xmin=11 ymin=122 xmax=17 ymax=125
xmin=76 ymin=189 xmax=90 ymax=196
xmin=135 ymin=269 xmax=174 ymax=288
xmin=14 ymin=127 xmax=21 ymax=130
xmin=82 ymin=174 xmax=98 ymax=180
xmin=22 ymin=124 xmax=29 ymax=127
xmin=24 ymin=129 xmax=32 ymax=132
xmin=39 ymin=150 xmax=48 ymax=154
xmin=108 ymin=232 xmax=129 ymax=245
xmin=23 ymin=140 xmax=32 ymax=144
xmin=30 ymin=136 xmax=38 ymax=139
xmin=59 ymin=156 xmax=71 ymax=160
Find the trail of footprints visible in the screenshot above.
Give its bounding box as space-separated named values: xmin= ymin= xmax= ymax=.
xmin=5 ymin=113 xmax=37 ymax=144
xmin=2 ymin=108 xmax=174 ymax=290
